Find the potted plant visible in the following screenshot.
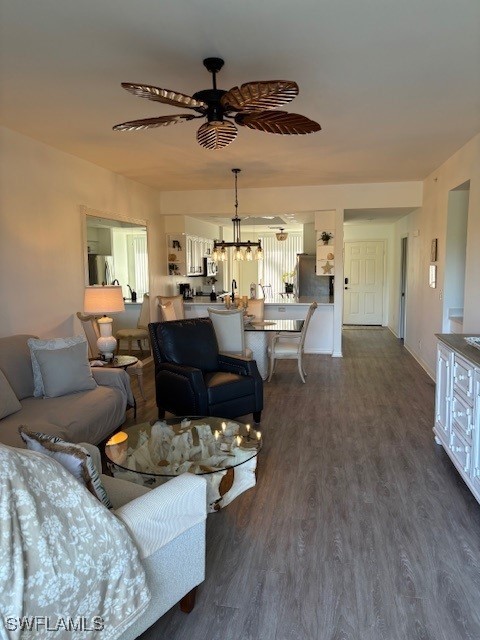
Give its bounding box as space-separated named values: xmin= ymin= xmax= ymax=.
xmin=282 ymin=271 xmax=295 ymax=294
xmin=320 ymin=231 xmax=333 ymax=245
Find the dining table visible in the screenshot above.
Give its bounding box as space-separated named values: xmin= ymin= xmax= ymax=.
xmin=244 ymin=318 xmax=304 ymax=380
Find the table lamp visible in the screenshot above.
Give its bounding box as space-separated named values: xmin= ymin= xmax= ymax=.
xmin=84 ymin=285 xmax=125 ymax=361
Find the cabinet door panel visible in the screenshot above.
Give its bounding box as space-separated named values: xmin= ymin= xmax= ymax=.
xmin=449 ymin=428 xmax=472 ymax=475
xmin=435 ymin=344 xmax=453 ymax=440
xmin=453 ymin=355 xmax=474 ymax=400
xmin=451 ymin=393 xmax=474 ymax=442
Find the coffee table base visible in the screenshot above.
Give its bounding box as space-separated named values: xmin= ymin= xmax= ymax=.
xmin=108 ymin=457 xmax=257 ymax=512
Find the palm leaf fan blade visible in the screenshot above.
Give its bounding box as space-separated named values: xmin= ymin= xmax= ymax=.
xmin=221 ymin=81 xmax=299 ymax=111
xmin=121 ymin=83 xmax=207 ymax=110
xmin=113 ymin=114 xmax=197 ymax=131
xmin=235 ymin=111 xmax=321 ymax=135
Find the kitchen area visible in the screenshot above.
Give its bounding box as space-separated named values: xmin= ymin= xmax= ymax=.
xmin=163 ymin=214 xmax=336 ymax=357
xmin=167 ymin=226 xmax=334 ymax=354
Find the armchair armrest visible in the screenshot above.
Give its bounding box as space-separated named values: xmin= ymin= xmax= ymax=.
xmin=155 ymin=362 xmax=208 ymax=415
xmin=91 ymin=367 xmax=134 ymax=406
xmin=114 ymin=474 xmax=207 ymax=560
xmin=218 ymin=353 xmax=261 ymax=378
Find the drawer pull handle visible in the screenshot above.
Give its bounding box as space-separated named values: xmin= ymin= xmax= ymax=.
xmin=457 ymin=374 xmax=466 ymax=381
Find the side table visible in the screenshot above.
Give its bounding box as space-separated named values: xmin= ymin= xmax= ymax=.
xmin=90 ymin=355 xmax=139 ymax=417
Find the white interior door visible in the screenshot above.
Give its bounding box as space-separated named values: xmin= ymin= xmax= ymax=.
xmin=343 ymin=241 xmax=384 ymax=325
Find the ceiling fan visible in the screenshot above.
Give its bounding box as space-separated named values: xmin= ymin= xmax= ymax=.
xmin=113 ymin=57 xmax=321 ymax=150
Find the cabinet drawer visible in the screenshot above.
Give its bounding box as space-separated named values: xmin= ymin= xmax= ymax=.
xmin=451 ymin=393 xmax=474 ymax=442
xmin=448 ymin=429 xmax=472 ymax=475
xmin=453 ymin=356 xmax=474 ymax=400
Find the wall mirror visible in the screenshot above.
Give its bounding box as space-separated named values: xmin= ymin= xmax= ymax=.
xmin=82 ymin=207 xmax=149 ymax=302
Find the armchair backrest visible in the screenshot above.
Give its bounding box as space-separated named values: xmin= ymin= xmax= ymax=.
xmin=149 ymin=318 xmax=220 ymax=372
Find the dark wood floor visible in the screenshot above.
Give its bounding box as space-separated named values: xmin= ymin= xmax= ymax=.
xmin=129 ymin=329 xmax=480 ymax=640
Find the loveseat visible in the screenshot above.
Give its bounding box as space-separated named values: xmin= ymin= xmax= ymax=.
xmin=0 ymin=334 xmax=133 ymax=448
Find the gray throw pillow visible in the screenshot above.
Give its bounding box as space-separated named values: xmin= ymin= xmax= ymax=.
xmin=34 ymin=341 xmax=97 ymax=398
xmin=0 ymin=369 xmax=22 ymax=419
xmin=28 ymin=335 xmax=89 ymax=397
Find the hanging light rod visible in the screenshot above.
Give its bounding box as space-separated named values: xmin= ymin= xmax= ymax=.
xmin=212 ymin=169 xmax=263 ymax=262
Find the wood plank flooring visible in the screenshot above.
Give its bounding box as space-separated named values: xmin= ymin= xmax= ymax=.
xmin=127 ymin=328 xmax=480 ymax=640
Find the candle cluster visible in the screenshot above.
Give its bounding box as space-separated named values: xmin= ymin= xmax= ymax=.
xmin=213 ymin=422 xmax=261 ymax=451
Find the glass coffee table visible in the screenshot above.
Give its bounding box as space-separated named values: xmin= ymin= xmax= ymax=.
xmin=105 ymin=416 xmax=262 ymax=512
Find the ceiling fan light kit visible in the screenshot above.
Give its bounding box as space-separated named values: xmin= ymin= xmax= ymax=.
xmin=212 ymin=169 xmax=263 ymax=263
xmin=113 ymin=58 xmax=321 ymax=150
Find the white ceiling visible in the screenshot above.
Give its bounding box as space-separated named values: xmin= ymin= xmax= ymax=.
xmin=1 ymin=0 xmax=479 ymax=196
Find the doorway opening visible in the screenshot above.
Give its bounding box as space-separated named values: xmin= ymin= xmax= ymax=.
xmin=399 ymin=236 xmax=408 ymax=340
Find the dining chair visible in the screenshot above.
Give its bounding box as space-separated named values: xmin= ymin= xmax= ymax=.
xmin=158 ymin=301 xmax=178 ymax=322
xmin=156 ymin=295 xmax=185 ymax=320
xmin=259 ymin=284 xmax=273 ymax=299
xmin=76 ymin=312 xmax=146 ymax=400
xmin=246 ymin=298 xmax=265 ymax=322
xmin=267 ymin=301 xmax=318 ymax=383
xmin=207 ymin=308 xmax=253 ymax=359
xmin=115 ymin=293 xmax=151 ymax=356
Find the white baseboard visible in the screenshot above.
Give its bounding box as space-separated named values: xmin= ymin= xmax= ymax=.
xmin=403 ymin=342 xmax=435 ymax=381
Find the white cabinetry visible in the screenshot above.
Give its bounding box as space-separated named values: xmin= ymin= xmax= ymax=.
xmin=167 ymin=234 xmax=213 ymax=276
xmin=434 ymin=339 xmax=480 ymax=503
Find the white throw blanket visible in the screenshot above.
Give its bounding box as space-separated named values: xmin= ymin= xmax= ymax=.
xmin=0 ymin=445 xmax=150 ymax=640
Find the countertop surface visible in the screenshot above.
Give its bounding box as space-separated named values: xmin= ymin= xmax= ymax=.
xmin=183 ymin=294 xmax=334 ymax=305
xmin=436 ymin=333 xmax=480 ymax=368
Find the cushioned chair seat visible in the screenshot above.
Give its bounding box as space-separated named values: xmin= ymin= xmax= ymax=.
xmin=270 ymin=339 xmax=301 ymax=354
xmin=116 ymin=328 xmax=149 ymax=340
xmin=204 ymin=371 xmax=255 ymax=404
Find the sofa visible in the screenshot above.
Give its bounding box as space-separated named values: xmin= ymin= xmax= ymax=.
xmin=0 ymin=335 xmax=133 ymax=448
xmin=0 ymin=441 xmax=207 ymax=639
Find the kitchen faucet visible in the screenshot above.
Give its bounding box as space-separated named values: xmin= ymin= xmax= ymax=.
xmin=111 ymin=279 xmax=120 ymax=285
xmin=231 ymin=279 xmax=237 ymax=301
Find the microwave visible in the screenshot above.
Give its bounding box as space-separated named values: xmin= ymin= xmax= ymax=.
xmin=204 ymin=257 xmax=218 ymax=277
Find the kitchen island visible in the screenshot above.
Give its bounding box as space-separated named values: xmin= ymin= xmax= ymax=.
xmin=183 ymin=295 xmax=334 ymax=355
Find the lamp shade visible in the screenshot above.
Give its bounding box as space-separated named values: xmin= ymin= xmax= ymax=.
xmin=84 ymin=286 xmax=125 ymax=314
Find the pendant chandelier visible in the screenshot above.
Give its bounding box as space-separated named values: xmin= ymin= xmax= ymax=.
xmin=212 ymin=169 xmax=263 ymax=263
xmin=275 ymin=228 xmax=288 ymax=241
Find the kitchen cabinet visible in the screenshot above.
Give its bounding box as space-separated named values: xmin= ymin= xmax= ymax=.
xmin=167 ymin=234 xmax=214 ymax=276
xmin=87 ymin=227 xmax=112 ymax=255
xmin=434 ymin=335 xmax=480 ymax=504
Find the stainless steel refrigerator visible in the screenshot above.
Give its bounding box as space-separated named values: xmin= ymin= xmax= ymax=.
xmin=296 ymin=254 xmax=333 ymax=299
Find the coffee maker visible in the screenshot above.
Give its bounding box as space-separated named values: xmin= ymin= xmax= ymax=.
xmin=179 ymin=283 xmax=192 ymax=300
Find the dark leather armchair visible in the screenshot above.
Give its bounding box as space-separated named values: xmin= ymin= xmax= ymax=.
xmin=149 ymin=318 xmax=263 ymax=423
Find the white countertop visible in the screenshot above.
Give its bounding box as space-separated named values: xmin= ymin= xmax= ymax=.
xmin=184 ymin=295 xmax=333 ymax=305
